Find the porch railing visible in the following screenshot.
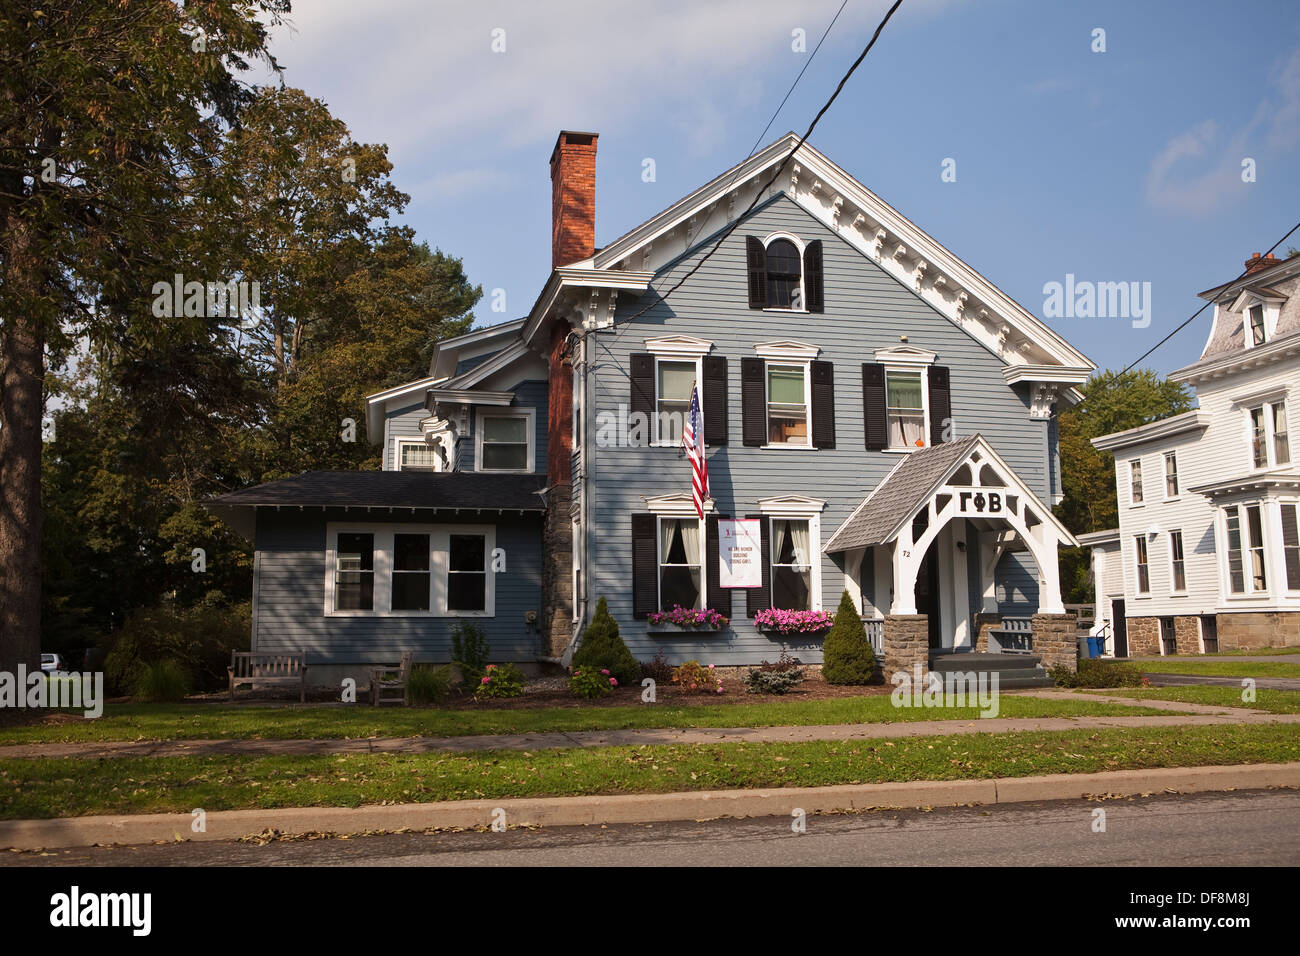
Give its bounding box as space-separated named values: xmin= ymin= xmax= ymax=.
xmin=989 ymin=616 xmax=1033 ymax=655
xmin=863 ymin=618 xmax=884 ymax=659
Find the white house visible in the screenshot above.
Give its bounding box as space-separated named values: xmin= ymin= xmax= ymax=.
xmin=1084 ymin=252 xmax=1300 ymax=656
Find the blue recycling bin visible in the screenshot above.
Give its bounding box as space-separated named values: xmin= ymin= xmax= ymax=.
xmin=1087 ymin=636 xmax=1102 ymax=658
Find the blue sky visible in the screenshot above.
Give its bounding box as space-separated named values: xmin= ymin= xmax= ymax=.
xmin=266 ymin=0 xmax=1300 ymax=376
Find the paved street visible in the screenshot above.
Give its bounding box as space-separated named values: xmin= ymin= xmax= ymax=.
xmin=9 ymin=789 xmax=1297 ymax=867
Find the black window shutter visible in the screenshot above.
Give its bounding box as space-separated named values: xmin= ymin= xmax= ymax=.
xmin=746 ymin=514 xmax=771 ymax=617
xmin=706 ymin=514 xmax=730 ymax=615
xmin=746 ymin=236 xmax=767 ymax=309
xmin=631 ymin=513 xmax=658 ymax=619
xmin=928 ymin=365 xmax=951 ymax=446
xmin=811 ymin=360 xmax=835 ymax=449
xmin=803 ymin=240 xmax=824 ymax=313
xmin=862 ymin=363 xmax=887 ymax=451
xmin=703 ymin=355 xmax=728 ymax=446
xmin=630 ymin=353 xmax=654 ymax=443
xmin=741 ymin=357 xmax=766 ymax=446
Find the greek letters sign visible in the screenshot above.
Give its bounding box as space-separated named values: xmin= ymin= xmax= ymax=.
xmin=956 ymin=490 xmax=1003 ymax=516
xmin=719 ymin=519 xmax=762 ymax=588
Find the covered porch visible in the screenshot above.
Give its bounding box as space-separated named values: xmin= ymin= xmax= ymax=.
xmin=825 ymin=435 xmax=1079 ymax=681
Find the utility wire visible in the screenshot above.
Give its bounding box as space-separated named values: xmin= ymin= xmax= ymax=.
xmin=622 ymin=0 xmax=904 ymax=324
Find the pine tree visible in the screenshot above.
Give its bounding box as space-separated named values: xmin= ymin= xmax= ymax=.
xmin=822 ymin=590 xmax=877 ymax=684
xmin=572 ymin=597 xmax=640 ymax=686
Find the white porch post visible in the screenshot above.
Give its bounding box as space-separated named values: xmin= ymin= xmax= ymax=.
xmin=1031 ymin=529 xmax=1066 ymax=615
xmin=890 ymin=532 xmax=920 ymax=615
xmin=978 ymin=532 xmax=999 ymax=614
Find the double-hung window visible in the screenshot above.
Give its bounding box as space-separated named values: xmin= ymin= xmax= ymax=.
xmin=1249 ymin=305 xmax=1266 ymax=346
xmin=886 ymin=371 xmax=926 ymax=449
xmin=1164 ymin=452 xmax=1179 ymax=498
xmin=1223 ymin=504 xmax=1268 ymax=596
xmin=658 ymin=517 xmax=702 ymax=610
xmin=1169 ymin=529 xmax=1186 ymax=593
xmin=334 ymin=533 xmax=375 ymax=610
xmin=767 ymin=364 xmax=809 ymax=445
xmin=771 ymin=518 xmax=813 ymax=610
xmin=1248 ymin=401 xmax=1289 ymax=469
xmin=764 ymin=237 xmax=804 ymax=310
xmin=476 ymin=409 xmax=534 ymax=472
xmin=1281 ymin=503 xmax=1300 ymax=592
xmin=1130 ymin=459 xmax=1144 ymax=505
xmin=1134 ymin=536 xmax=1150 ymax=594
xmin=392 ymin=533 xmax=431 ymax=611
xmin=447 ymin=534 xmax=488 ymax=611
xmin=656 ymin=360 xmax=696 ymax=444
xmin=397 ymin=440 xmax=439 ymax=472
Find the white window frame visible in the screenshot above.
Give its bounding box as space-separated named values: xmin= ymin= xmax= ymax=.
xmin=1280 ymin=500 xmax=1300 ymax=595
xmin=1168 ymin=528 xmax=1187 ymax=595
xmin=875 ymin=346 xmax=937 ymax=454
xmin=656 ymin=515 xmax=705 ymax=612
xmin=756 ymin=496 xmax=825 ymax=611
xmin=1163 ymin=451 xmax=1179 ymax=499
xmin=324 ymin=523 xmax=496 ymax=617
xmin=1219 ymin=503 xmax=1270 ymax=600
xmin=395 ymin=438 xmax=441 ymax=473
xmin=1134 ymin=534 xmax=1150 ymax=595
xmin=645 ymin=336 xmax=713 ymax=448
xmin=761 ymin=232 xmax=808 ymax=313
xmin=645 ymin=494 xmax=714 ymax=611
xmin=1129 ymin=458 xmax=1144 ymax=506
xmin=475 ymin=407 xmax=535 ymax=474
xmin=753 ymin=341 xmax=820 ymax=450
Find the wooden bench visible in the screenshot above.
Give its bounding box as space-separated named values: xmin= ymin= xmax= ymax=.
xmin=228 ymin=652 xmax=308 ymax=702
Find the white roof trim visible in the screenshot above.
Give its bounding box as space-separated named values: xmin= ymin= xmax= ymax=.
xmin=1090 ymin=410 xmax=1211 ymax=452
xmin=754 ymin=340 xmax=820 ymax=360
xmin=645 ymin=334 xmax=714 ymax=356
xmin=644 ymin=493 xmax=716 ymax=515
xmin=875 ymin=344 xmax=937 ymax=366
xmin=755 ymin=494 xmax=827 ymax=515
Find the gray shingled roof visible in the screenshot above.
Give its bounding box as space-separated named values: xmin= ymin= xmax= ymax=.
xmin=824 ymin=435 xmax=980 ymax=552
xmin=207 ymin=471 xmax=548 ymax=511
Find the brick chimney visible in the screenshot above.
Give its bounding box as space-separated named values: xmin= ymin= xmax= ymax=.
xmin=550 ymin=131 xmax=598 ymax=268
xmin=1245 ymin=252 xmax=1278 ymax=275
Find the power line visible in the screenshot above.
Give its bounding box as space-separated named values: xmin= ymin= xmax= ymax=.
xmin=623 ymin=0 xmax=904 ymax=324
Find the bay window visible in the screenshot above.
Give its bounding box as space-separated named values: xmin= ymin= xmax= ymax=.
xmin=1282 ymin=504 xmax=1300 ymax=592
xmin=1222 ymin=504 xmax=1268 ymax=596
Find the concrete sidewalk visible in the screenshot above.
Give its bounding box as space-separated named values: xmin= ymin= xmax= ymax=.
xmin=1 ymin=701 xmax=1293 ymax=760
xmin=3 ymin=762 xmax=1298 ymax=851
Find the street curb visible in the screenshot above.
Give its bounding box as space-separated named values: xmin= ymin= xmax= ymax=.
xmin=3 ymin=762 xmax=1298 ymax=850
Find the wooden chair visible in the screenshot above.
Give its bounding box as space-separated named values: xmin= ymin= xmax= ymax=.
xmin=370 ymin=652 xmax=413 ymax=706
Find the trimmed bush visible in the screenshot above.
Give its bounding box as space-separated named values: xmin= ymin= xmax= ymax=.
xmin=744 ymin=651 xmax=805 ymax=695
xmin=136 ymin=659 xmax=192 ymax=702
xmin=1051 ymin=657 xmax=1145 ymax=688
xmin=408 ymin=664 xmax=453 ymax=705
xmin=671 ymin=660 xmax=723 ymax=694
xmin=569 ymin=666 xmax=618 ymax=699
xmin=572 ymin=597 xmax=640 ymax=686
xmin=822 ymin=590 xmax=877 ymax=685
xmin=474 ymin=662 xmax=526 ymax=699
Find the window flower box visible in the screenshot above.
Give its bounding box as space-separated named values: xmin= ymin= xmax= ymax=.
xmin=647 ymin=606 xmax=730 ymax=632
xmin=753 ymin=608 xmax=833 ymax=636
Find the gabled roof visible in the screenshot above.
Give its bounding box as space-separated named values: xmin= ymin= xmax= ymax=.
xmin=584 ymin=132 xmax=1093 ymax=378
xmin=824 ymin=434 xmax=1076 ymax=552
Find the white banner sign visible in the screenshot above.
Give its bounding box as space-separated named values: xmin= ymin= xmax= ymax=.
xmin=719 ymin=519 xmax=762 ymax=588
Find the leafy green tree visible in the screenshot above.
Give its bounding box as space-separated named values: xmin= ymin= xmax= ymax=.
xmin=822 ymin=590 xmax=877 ymax=684
xmin=0 ymin=0 xmax=288 ymax=671
xmin=1055 ymin=369 xmax=1194 ymax=601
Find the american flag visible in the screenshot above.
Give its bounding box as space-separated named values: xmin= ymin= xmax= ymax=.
xmin=683 ymin=381 xmax=710 ymax=519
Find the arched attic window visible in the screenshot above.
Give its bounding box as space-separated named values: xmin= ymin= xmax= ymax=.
xmin=745 ymin=235 xmax=824 ymax=312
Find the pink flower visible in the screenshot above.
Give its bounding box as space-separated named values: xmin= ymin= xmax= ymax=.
xmin=609 ymin=678 xmax=618 ymax=686
xmin=480 ymin=676 xmax=490 ymax=684
xmin=600 ymin=669 xmax=610 ymax=675
xmin=708 ymin=664 xmax=715 ymax=669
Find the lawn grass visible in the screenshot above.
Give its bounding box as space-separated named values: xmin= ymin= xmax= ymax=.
xmin=1204 ymin=647 xmax=1300 ymax=657
xmin=1086 ymin=686 xmax=1300 ymax=714
xmin=1136 ymin=660 xmax=1300 ymax=679
xmin=1 ymin=724 xmax=1295 ymax=819
xmin=0 ymin=694 xmax=1178 ymax=746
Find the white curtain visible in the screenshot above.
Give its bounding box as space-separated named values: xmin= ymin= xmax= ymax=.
xmin=790 ymin=521 xmax=810 ymax=570
xmin=774 ymin=520 xmax=789 ymax=566
xmin=680 ymin=518 xmax=701 ymax=567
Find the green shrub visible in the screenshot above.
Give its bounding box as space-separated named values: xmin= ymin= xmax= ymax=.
xmin=1051 ymin=657 xmax=1145 ymax=688
xmin=572 ymin=597 xmax=640 ymax=686
xmin=451 ymin=622 xmax=491 ymax=690
xmin=408 ymin=664 xmax=453 ymax=705
xmin=822 ymin=590 xmax=877 ymax=685
xmin=671 ymin=660 xmax=723 ymax=694
xmin=104 ymin=595 xmax=249 ymax=695
xmin=569 ymin=666 xmax=617 ymax=699
xmin=744 ymin=651 xmax=805 ymax=695
xmin=135 ymin=659 xmax=192 ymax=702
xmin=474 ymin=662 xmax=526 ymax=699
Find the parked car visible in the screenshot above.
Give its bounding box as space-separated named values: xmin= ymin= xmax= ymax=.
xmin=40 ymin=653 xmax=66 ymax=672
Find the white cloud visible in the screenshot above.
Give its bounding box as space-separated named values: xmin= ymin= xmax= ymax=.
xmin=1145 ymin=43 xmax=1300 ymax=215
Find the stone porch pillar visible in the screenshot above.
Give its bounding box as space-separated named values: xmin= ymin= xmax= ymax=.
xmin=1032 ymin=612 xmax=1077 ymax=674
xmin=883 ymin=614 xmax=930 ymax=682
xmin=973 ymin=612 xmax=1001 ymax=653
